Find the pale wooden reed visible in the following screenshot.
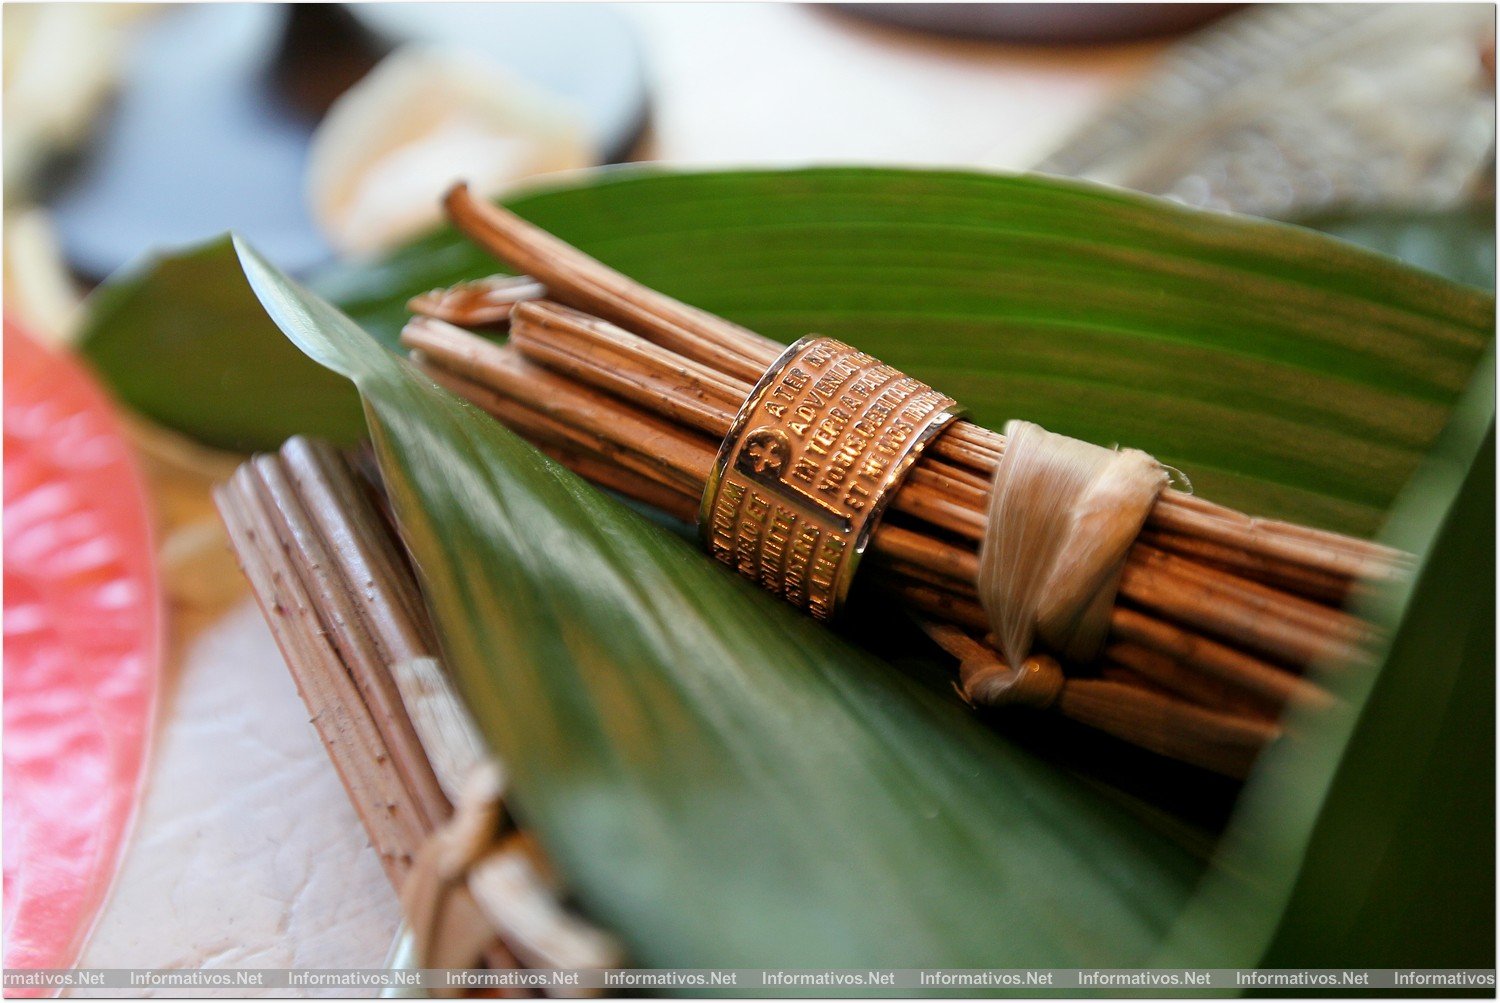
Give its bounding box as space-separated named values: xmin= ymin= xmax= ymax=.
xmin=216 ymin=437 xmax=621 ymax=979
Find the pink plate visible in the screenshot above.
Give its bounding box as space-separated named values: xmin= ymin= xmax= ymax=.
xmin=3 ymin=321 xmax=162 ymax=988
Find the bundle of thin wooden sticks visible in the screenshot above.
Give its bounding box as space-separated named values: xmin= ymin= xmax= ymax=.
xmin=217 ymin=437 xmax=622 ymax=985
xmin=399 ymin=185 xmax=1408 ymax=778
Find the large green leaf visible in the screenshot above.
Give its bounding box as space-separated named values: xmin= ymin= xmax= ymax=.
xmin=325 ymin=170 xmax=1489 ymax=538
xmin=1301 ymin=204 xmax=1496 ymax=293
xmin=86 ymin=170 xmax=1490 ymax=539
xmin=236 ymin=239 xmax=1204 ymax=971
xmin=86 ymin=169 xmax=1492 ymax=970
xmin=80 ymin=238 xmax=368 ymax=451
xmin=1157 ymin=351 xmax=1496 ymax=971
xmin=1264 ymin=355 xmax=1494 ymax=969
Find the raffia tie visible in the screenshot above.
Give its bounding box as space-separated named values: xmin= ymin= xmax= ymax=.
xmin=399 ymin=761 xmax=506 ymax=970
xmin=977 ymin=420 xmax=1168 ymax=675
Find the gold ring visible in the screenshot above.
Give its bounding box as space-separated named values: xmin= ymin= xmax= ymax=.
xmin=700 ymin=336 xmax=963 ymax=619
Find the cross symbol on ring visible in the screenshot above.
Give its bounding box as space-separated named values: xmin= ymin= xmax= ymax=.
xmin=747 ymin=438 xmax=785 ymax=473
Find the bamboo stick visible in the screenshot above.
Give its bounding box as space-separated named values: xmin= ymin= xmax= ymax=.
xmin=443 ymin=184 xmax=782 ymax=382
xmin=216 ymin=439 xmax=622 ymax=979
xmin=409 ymin=325 xmax=1343 ymax=719
xmin=500 ymin=299 xmax=1396 ymax=589
xmin=1108 ymin=606 xmax=1331 ymax=711
xmin=219 ymin=480 xmax=434 ymax=879
xmin=412 ymin=320 xmax=1370 ymax=671
xmin=250 ymin=447 xmax=451 ymax=828
xmin=1056 ymin=679 xmax=1277 ymax=779
xmin=405 ymin=318 xmax=714 ymax=493
xmin=509 ymin=301 xmax=748 ymax=435
xmin=920 ymin=619 xmax=1279 ymax=777
xmin=409 ymin=275 xmax=547 ymax=329
xmin=1104 ymin=642 xmax=1277 ymax=720
xmin=1136 ymin=527 xmax=1354 ymax=605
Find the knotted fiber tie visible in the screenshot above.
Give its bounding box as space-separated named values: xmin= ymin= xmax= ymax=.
xmin=977 ymin=421 xmax=1168 ymax=674
xmin=400 ymin=760 xmax=506 ymax=971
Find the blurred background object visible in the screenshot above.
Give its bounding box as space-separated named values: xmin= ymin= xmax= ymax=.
xmin=1 ymin=4 xmax=142 ymax=202
xmin=839 ymin=3 xmax=1239 ymax=43
xmin=3 ymin=208 xmax=85 ymax=344
xmin=306 ymin=44 xmax=589 ymax=256
xmin=625 ymin=3 xmax=1162 ymax=168
xmin=37 ymin=3 xmax=645 ymax=278
xmin=1038 ymin=3 xmax=1496 ymax=220
xmin=12 ymin=3 xmax=1494 ymax=282
xmin=3 ymin=322 xmax=162 ymax=985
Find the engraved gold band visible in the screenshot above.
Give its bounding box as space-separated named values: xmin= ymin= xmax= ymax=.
xmin=699 ymin=336 xmax=964 ymax=619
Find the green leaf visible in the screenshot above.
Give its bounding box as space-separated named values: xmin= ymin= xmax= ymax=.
xmin=91 ymin=169 xmax=1492 ymax=968
xmin=315 ymin=170 xmax=1490 ymax=539
xmin=79 ymin=237 xmax=368 ymax=451
xmin=1264 ymin=354 xmax=1494 ymax=968
xmin=85 ymin=172 xmax=1490 ymax=539
xmin=236 ymin=237 xmax=1204 ymax=970
xmin=1301 ymin=204 xmax=1496 ymax=293
xmin=1157 ymin=351 xmax=1496 ymax=970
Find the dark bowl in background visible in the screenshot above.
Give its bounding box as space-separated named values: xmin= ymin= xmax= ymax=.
xmin=837 ymin=3 xmax=1239 ymax=44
